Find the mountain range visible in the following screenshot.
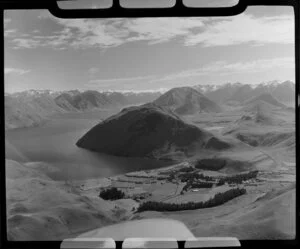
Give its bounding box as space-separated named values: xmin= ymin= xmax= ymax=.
xmin=193 ymin=80 xmax=294 ymax=104
xmin=5 ymin=80 xmax=294 ymax=130
xmin=5 ymin=90 xmax=162 ymax=129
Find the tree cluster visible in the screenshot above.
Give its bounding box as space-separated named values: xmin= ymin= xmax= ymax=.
xmin=167 ymin=173 xmax=176 ymax=182
xmin=179 ymin=172 xmax=213 ymax=182
xmin=157 ymin=176 xmax=167 ymax=180
xmin=190 ymin=182 xmax=214 ymax=189
xmin=217 ymin=170 xmax=259 ymax=186
xmin=177 ymin=167 xmax=195 ymax=173
xmin=137 ymin=188 xmax=246 ymax=212
xmin=99 ymin=187 xmax=125 ymax=200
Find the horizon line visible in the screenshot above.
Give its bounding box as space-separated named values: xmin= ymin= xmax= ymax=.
xmin=5 ymin=79 xmax=295 ymax=95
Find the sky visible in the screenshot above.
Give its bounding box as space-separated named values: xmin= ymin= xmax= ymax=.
xmin=4 ymin=1 xmax=295 ymax=93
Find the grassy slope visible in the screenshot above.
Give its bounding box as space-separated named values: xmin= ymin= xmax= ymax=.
xmin=6 ymin=159 xmax=115 ymax=241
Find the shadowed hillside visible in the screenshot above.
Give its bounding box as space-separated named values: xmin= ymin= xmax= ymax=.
xmin=55 ymin=90 xmax=163 ymax=112
xmin=55 ymin=90 xmax=114 ymax=111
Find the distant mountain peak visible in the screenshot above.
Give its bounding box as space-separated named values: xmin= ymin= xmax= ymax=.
xmin=153 ymin=86 xmax=222 ymax=115
xmin=244 ymin=92 xmax=286 ymax=108
xmin=259 ymin=80 xmax=280 ymax=86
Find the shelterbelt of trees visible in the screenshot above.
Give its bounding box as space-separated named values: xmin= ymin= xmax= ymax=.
xmin=137 ymin=188 xmax=246 ymax=212
xmin=179 ymin=172 xmax=213 ymax=182
xmin=217 ymin=171 xmax=259 ymax=186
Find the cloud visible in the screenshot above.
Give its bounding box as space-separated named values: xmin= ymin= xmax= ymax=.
xmin=12 ymin=38 xmax=41 ymax=49
xmin=83 ymin=57 xmax=294 ymax=91
xmin=10 ymin=28 xmax=74 ymax=49
xmin=5 ymin=68 xmax=30 ymax=75
xmin=4 ymin=29 xmax=17 ymax=37
xmin=6 ymin=12 xmax=294 ymax=50
xmin=123 ymin=18 xmax=204 ymax=44
xmin=85 ymin=57 xmax=294 ymax=90
xmin=4 ymin=18 xmax=17 ymax=38
xmin=6 ymin=14 xmax=205 ymax=49
xmin=152 ymin=57 xmax=294 ymax=83
xmin=52 ymin=18 xmax=128 ymax=48
xmin=88 ymin=67 xmax=99 ymax=75
xmin=185 ymin=14 xmax=293 ymax=47
xmin=42 ymin=17 xmax=204 ymax=48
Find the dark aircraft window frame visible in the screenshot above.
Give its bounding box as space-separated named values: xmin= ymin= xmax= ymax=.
xmin=0 ymin=0 xmax=299 ymax=249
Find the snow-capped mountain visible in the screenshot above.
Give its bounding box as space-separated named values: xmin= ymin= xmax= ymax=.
xmin=5 ymin=81 xmax=294 ymax=130
xmin=193 ymin=80 xmax=295 ymax=104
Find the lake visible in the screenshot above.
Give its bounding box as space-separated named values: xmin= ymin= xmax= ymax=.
xmin=5 ymin=109 xmax=173 ymax=180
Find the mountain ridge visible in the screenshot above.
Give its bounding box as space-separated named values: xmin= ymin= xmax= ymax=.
xmin=193 ymin=80 xmax=294 ymax=104
xmin=5 ymin=81 xmax=294 ymax=130
xmin=153 ymin=86 xmax=222 ymax=115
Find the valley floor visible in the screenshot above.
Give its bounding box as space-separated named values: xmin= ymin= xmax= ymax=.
xmin=6 ymin=155 xmax=295 ymax=240
xmin=70 ymin=159 xmax=296 ymax=240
